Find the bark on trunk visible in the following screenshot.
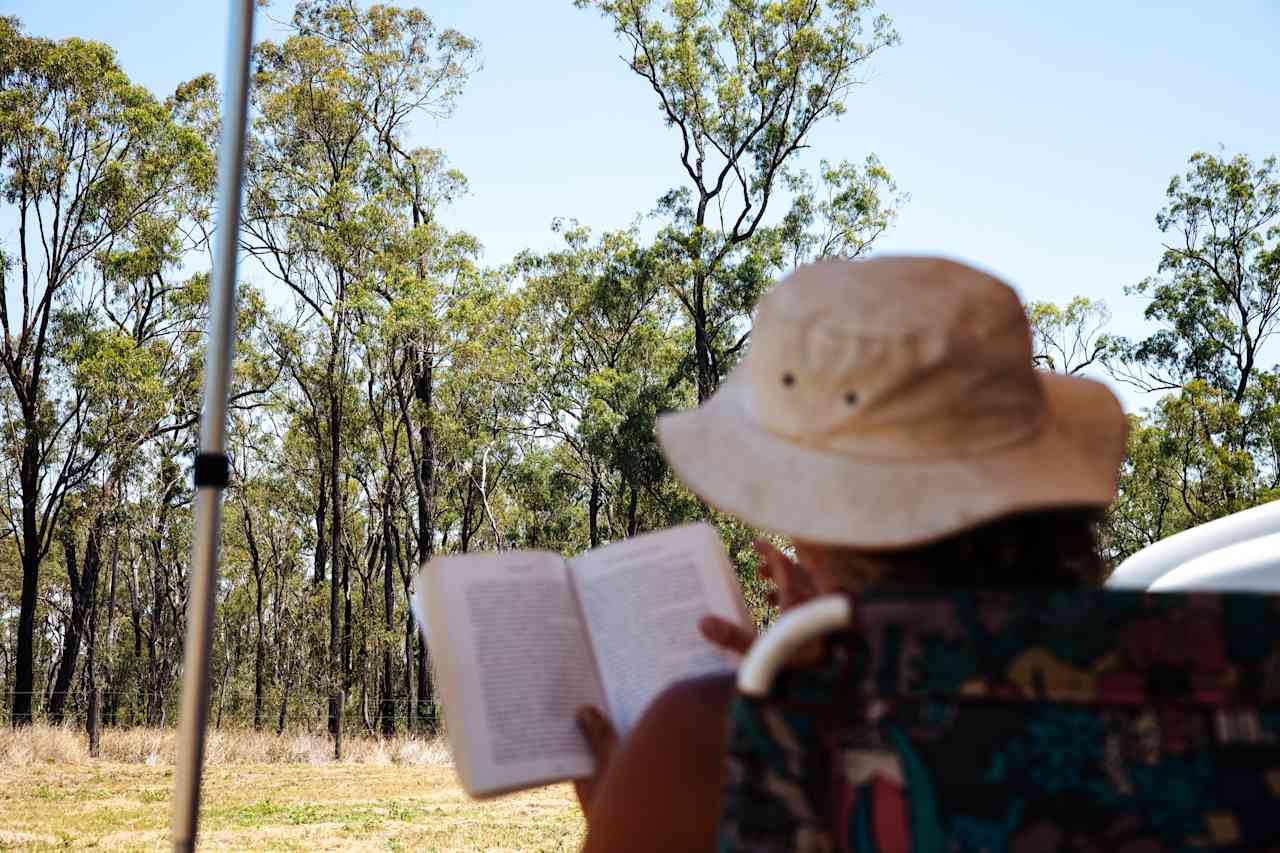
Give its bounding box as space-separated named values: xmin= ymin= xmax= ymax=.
xmin=12 ymin=428 xmax=41 ymax=726
xmin=392 ymin=525 xmax=416 ymax=733
xmin=102 ymin=527 xmax=120 ymax=726
xmin=413 ymin=355 xmax=435 ymax=729
xmin=589 ymin=473 xmax=602 ymax=548
xmin=313 ymin=475 xmax=328 ymax=585
xmin=402 ymin=609 xmax=414 ymax=731
xmin=627 ymin=483 xmax=640 ymax=537
xmin=342 ymin=539 xmax=352 ymax=689
xmin=415 ymin=632 xmax=431 ymax=731
xmin=693 ymin=273 xmax=713 ymax=403
xmin=327 ymin=375 xmax=343 ymax=737
xmin=460 ymin=480 xmax=477 ymax=554
xmin=48 ymin=523 xmax=102 ymax=724
xmin=276 ymin=665 xmax=291 ymax=735
xmin=243 ymin=506 xmax=265 ymax=731
xmin=380 ymin=506 xmax=396 ymax=737
xmin=146 ymin=553 xmax=163 ymax=726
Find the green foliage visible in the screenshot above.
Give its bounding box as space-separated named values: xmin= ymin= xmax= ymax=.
xmin=1031 ymin=152 xmax=1280 ymax=568
xmin=4 ymin=0 xmax=1275 ymax=741
xmin=512 ymin=223 xmax=692 ymax=547
xmin=577 ymin=0 xmax=899 ymax=400
xmin=1027 ymin=296 xmax=1119 ymax=375
xmin=1103 ymin=377 xmax=1280 ymax=562
xmin=1117 ymin=151 xmax=1280 ymax=401
xmin=776 ymin=155 xmax=906 ymax=267
xmin=0 ymin=14 xmax=219 ymax=724
xmin=1092 ymin=151 xmax=1280 ymax=565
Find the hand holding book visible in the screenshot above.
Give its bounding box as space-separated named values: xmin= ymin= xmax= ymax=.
xmin=698 ymin=538 xmax=821 ymax=658
xmin=411 ymin=523 xmax=749 ymax=798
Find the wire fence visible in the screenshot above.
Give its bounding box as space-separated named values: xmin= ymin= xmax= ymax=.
xmin=0 ymin=689 xmax=442 ymax=736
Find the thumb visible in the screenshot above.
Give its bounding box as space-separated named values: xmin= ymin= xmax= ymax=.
xmin=700 ymin=614 xmax=756 ymax=655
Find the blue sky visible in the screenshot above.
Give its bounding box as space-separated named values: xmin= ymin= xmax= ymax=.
xmin=7 ymin=0 xmax=1280 ymax=410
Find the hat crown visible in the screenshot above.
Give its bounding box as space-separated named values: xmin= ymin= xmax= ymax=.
xmin=745 ymin=257 xmax=1044 ymax=459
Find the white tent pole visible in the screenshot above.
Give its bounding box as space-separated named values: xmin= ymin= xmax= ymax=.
xmin=171 ymin=1 xmax=255 ymax=850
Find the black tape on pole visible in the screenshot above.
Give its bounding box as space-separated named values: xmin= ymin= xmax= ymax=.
xmin=193 ymin=453 xmax=230 ymax=489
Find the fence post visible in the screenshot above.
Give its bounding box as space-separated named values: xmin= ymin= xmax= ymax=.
xmin=87 ymin=688 xmax=101 ymax=758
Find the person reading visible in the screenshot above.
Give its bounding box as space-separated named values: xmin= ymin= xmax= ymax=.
xmin=570 ymin=256 xmax=1129 ymax=851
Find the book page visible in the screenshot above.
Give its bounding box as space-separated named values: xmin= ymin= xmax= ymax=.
xmin=569 ymin=523 xmax=748 ymax=735
xmin=418 ymin=551 xmax=605 ymax=797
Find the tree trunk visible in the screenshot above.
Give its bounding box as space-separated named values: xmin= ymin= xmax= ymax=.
xmin=276 ymin=662 xmax=292 ymax=735
xmin=102 ymin=527 xmax=120 ymax=726
xmin=693 ymin=272 xmax=713 ymax=403
xmin=392 ymin=524 xmax=416 ymax=733
xmin=415 ymin=357 xmax=435 ymax=560
xmin=360 ymin=652 xmax=372 ymax=736
xmin=48 ymin=524 xmax=102 ymax=724
xmin=126 ymin=553 xmax=143 ymax=723
xmin=327 ymin=377 xmax=343 ymax=738
xmin=627 ymin=483 xmax=640 ymax=537
xmin=12 ymin=426 xmax=42 ymax=726
xmin=47 ymin=535 xmax=85 ymax=724
xmin=313 ymin=474 xmax=328 ymax=585
xmin=13 ymin=548 xmax=39 ymax=726
xmin=243 ymin=505 xmax=265 ymax=730
xmin=85 ymin=538 xmax=101 ymax=755
xmin=589 ymin=472 xmax=602 ymax=548
xmin=215 ymin=620 xmax=231 ymax=730
xmin=333 ymin=690 xmax=344 ymax=760
xmin=147 ymin=554 xmax=164 ymax=726
xmin=342 ymin=539 xmax=352 ymax=689
xmin=415 ymin=632 xmax=430 ymax=732
xmin=87 ymin=687 xmax=101 ymax=757
xmin=402 ymin=609 xmax=414 ymax=732
xmin=460 ymin=480 xmax=476 ymax=553
xmin=413 ymin=354 xmax=435 ymax=730
xmin=380 ymin=507 xmax=396 ymax=738
xmin=253 ymin=575 xmax=264 ymax=730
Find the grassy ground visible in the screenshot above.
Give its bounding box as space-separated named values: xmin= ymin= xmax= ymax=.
xmin=0 ymin=728 xmax=585 ymax=851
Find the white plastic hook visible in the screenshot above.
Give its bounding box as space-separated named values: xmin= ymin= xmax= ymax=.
xmin=737 ymin=595 xmax=853 ymax=697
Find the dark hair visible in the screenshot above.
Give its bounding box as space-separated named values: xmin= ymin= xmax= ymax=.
xmin=857 ymin=508 xmax=1106 ymax=589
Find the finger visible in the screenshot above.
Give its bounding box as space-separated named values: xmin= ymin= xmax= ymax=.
xmin=699 ymin=615 xmax=756 ymax=655
xmin=756 ymin=539 xmax=805 ymax=607
xmin=780 ymin=558 xmax=818 ymax=604
xmin=575 ymin=706 xmax=617 ymax=760
xmin=753 ymin=539 xmax=792 ymax=590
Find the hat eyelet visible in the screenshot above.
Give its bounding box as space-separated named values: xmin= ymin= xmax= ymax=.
xmin=782 ymin=373 xmax=796 ymax=387
xmin=845 ymin=391 xmax=859 ymax=406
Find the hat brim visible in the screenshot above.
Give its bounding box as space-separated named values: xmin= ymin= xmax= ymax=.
xmin=656 ymin=372 xmax=1127 ymax=550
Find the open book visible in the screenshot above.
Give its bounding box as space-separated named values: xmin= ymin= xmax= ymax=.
xmin=411 ymin=523 xmax=749 ymax=798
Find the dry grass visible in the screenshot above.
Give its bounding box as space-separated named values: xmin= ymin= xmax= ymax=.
xmin=0 ymin=724 xmax=453 ymax=767
xmin=0 ymin=727 xmax=584 ymax=851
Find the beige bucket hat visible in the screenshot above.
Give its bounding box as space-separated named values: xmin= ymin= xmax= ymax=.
xmin=656 ymin=256 xmax=1128 ymax=549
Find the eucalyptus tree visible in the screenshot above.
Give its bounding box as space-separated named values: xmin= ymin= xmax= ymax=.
xmin=1115 ymin=152 xmax=1280 ymax=402
xmin=577 ymin=0 xmax=898 ymax=401
xmin=36 ymin=72 xmax=271 ymax=727
xmin=1103 ymin=152 xmax=1280 ymax=563
xmin=241 ymin=0 xmax=478 ymax=734
xmin=0 ymin=18 xmax=214 ymax=725
xmin=774 ymin=155 xmax=904 ymax=268
xmin=1027 ymin=296 xmax=1117 ymax=376
xmin=356 ymin=336 xmax=408 ymax=736
xmin=514 ymin=222 xmax=688 ymax=546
